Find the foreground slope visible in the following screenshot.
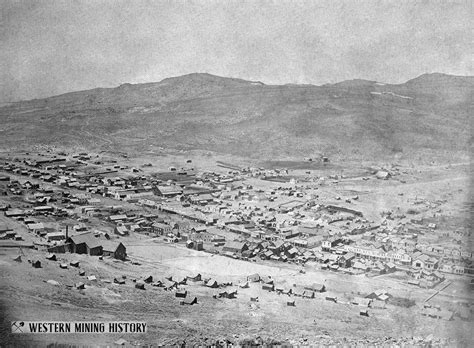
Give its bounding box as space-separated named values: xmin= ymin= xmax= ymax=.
xmin=0 ymin=73 xmax=471 ymax=162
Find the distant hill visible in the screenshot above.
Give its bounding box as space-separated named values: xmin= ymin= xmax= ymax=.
xmin=0 ymin=72 xmax=472 ymax=162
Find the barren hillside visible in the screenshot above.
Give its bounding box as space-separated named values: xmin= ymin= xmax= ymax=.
xmin=0 ymin=73 xmax=471 ymax=162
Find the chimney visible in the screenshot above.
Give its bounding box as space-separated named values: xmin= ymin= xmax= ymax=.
xmin=65 ymin=225 xmax=68 ymax=240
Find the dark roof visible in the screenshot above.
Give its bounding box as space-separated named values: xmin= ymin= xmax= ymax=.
xmin=223 ymin=241 xmax=247 ymax=251
xmin=102 ymin=241 xmax=124 ymax=252
xmin=68 ymin=232 xmax=103 ymax=249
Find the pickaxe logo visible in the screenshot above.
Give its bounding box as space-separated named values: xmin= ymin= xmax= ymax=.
xmin=11 ymin=321 xmax=25 ymax=333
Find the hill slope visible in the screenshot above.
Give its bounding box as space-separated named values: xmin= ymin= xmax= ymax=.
xmin=0 ymin=73 xmax=471 ymax=162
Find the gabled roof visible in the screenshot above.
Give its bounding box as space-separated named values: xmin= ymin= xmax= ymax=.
xmin=223 ymin=241 xmax=247 ymax=251
xmin=152 ymin=222 xmax=170 ymax=229
xmin=156 ymin=186 xmax=182 ymax=194
xmin=68 ymin=232 xmax=102 ymax=249
xmin=102 ymin=240 xmax=124 ymax=252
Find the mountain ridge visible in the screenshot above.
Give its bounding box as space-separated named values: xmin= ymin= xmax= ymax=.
xmin=0 ymin=72 xmax=471 ymax=163
xmin=6 ymin=72 xmax=473 ymax=104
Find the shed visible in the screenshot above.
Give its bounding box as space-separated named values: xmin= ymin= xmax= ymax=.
xmin=304 ymin=283 xmax=326 ymax=293
xmin=175 ymin=289 xmax=188 ymax=298
xmin=247 ymin=273 xmax=261 ymax=282
xmin=206 ymin=279 xmax=219 ymax=288
xmin=239 ymin=281 xmax=249 ymax=289
xmin=102 ymin=241 xmax=127 ymax=260
xmin=142 ymin=275 xmax=153 ymax=283
xmin=187 ymin=273 xmax=202 ymax=282
xmin=135 ymin=281 xmax=145 ymax=290
xmin=352 ymin=297 xmax=372 ymax=307
xmin=180 ymin=297 xmax=198 ymax=305
xmin=303 ymin=290 xmax=315 ymax=299
xmin=371 ymin=300 xmax=386 ymax=309
xmin=262 ymin=284 xmax=275 ymax=292
xmin=114 ymin=277 xmax=126 ymax=285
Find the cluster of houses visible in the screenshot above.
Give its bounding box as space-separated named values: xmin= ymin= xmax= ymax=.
xmin=0 ymin=152 xmax=473 ymax=285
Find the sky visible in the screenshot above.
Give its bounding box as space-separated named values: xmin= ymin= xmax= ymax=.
xmin=0 ymin=0 xmax=472 ymax=102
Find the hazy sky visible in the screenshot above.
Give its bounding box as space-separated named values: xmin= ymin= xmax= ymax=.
xmin=1 ymin=0 xmax=472 ymax=102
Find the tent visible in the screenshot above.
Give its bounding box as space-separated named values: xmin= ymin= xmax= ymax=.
xmin=78 ymin=270 xmax=86 ymax=276
xmin=46 ymin=254 xmax=57 ymax=261
xmin=75 ymin=282 xmax=85 ymax=290
xmin=32 ymin=260 xmax=41 ymax=268
xmin=206 ymin=279 xmax=219 ymax=288
xmin=13 ymin=255 xmax=22 ymax=262
xmin=59 ymin=263 xmax=68 ymax=269
xmin=70 ymin=261 xmax=80 ymax=267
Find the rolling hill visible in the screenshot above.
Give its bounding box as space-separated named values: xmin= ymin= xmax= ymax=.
xmin=0 ymin=72 xmax=471 ymax=162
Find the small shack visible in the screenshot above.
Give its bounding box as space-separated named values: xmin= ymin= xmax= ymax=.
xmin=175 ymin=289 xmax=188 ymax=298
xmin=114 ymin=277 xmax=126 ymax=285
xmin=180 ymin=297 xmax=197 ymax=306
xmin=135 ymin=281 xmax=145 ymax=290
xmin=247 ymin=273 xmax=261 ymax=282
xmin=262 ymin=283 xmax=275 ymax=292
xmin=142 ymin=275 xmax=153 ymax=284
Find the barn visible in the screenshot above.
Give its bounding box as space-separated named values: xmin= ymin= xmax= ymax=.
xmin=102 ymin=241 xmax=127 ymax=260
